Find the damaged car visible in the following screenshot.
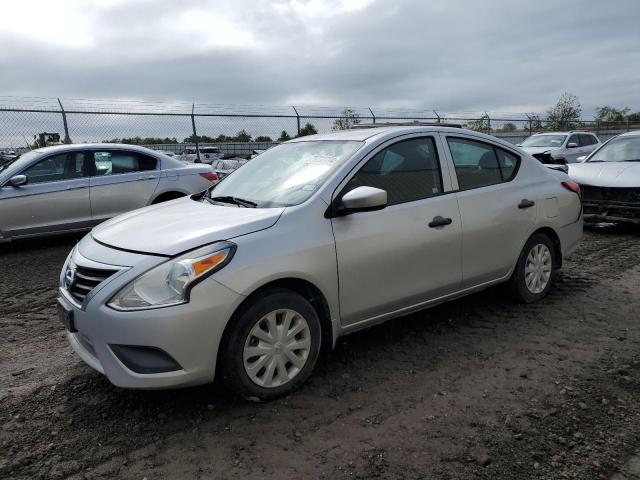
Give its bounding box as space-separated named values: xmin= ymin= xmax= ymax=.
xmin=519 ymin=131 xmax=601 ymax=172
xmin=569 ymin=130 xmax=640 ymax=224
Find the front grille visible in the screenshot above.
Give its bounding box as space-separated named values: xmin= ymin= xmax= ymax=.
xmin=581 ymin=185 xmax=640 ymax=204
xmin=580 ymin=185 xmax=640 ymax=221
xmin=67 ymin=264 xmax=118 ymax=304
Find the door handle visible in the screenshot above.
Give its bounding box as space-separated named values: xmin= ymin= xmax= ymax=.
xmin=428 ymin=216 xmax=453 ymax=228
xmin=518 ymin=199 xmax=535 ymax=209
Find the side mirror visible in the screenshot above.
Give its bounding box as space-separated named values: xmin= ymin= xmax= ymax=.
xmin=567 ymin=142 xmax=578 ymax=148
xmin=337 ymin=186 xmax=387 ymax=216
xmin=576 ymin=155 xmax=586 ymax=162
xmin=9 ymin=174 xmax=27 ymax=187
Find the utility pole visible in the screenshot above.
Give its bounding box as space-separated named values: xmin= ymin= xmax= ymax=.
xmin=191 ymin=103 xmax=201 ymax=163
xmin=292 ymin=106 xmax=301 ymax=136
xmin=57 ymin=98 xmax=72 ymax=144
xmin=368 ymin=107 xmax=376 ymax=124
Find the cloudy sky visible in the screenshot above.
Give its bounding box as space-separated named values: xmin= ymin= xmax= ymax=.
xmin=1 ymin=0 xmax=640 ymax=116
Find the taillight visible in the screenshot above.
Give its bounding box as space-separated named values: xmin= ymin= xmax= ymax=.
xmin=200 ymin=172 xmax=219 ymax=182
xmin=562 ymin=180 xmax=581 ymax=200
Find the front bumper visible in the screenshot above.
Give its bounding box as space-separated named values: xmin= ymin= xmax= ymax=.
xmin=581 ymin=186 xmax=640 ymax=224
xmin=582 ymin=201 xmax=640 ymax=224
xmin=59 ymin=236 xmax=244 ymax=389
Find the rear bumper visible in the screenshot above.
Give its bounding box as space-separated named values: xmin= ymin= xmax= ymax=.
xmin=558 ymin=217 xmax=583 ymax=259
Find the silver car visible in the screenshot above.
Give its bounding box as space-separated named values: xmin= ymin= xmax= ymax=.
xmin=519 ymin=131 xmax=601 ymax=168
xmin=57 ymin=126 xmax=582 ymax=400
xmin=0 ymin=143 xmax=217 ymax=242
xmin=569 ymin=130 xmax=640 ymax=224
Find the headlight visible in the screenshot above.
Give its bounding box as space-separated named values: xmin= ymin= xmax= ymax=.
xmin=108 ymin=241 xmax=236 ymax=311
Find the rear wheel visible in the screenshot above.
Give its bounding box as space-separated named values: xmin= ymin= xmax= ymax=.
xmin=220 ymin=288 xmax=321 ymax=401
xmin=509 ymin=233 xmax=556 ymax=303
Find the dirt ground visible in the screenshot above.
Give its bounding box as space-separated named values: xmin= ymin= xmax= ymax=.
xmin=1 ymin=226 xmax=639 ymax=480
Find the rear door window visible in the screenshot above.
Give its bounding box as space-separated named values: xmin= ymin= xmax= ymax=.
xmin=447 ymin=137 xmax=520 ymax=190
xmin=447 ymin=138 xmax=502 ymax=190
xmin=91 ymin=151 xmax=157 ymax=176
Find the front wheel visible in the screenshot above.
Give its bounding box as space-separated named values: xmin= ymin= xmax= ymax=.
xmin=220 ymin=288 xmax=321 ymax=401
xmin=509 ymin=233 xmax=556 ymax=303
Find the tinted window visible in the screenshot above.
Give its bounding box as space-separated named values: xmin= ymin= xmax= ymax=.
xmin=23 ymin=152 xmax=86 ymax=184
xmin=567 ymin=135 xmax=580 ymax=146
xmin=345 ymin=137 xmax=442 ymax=205
xmin=447 ymin=138 xmax=502 ymax=190
xmin=580 ymin=134 xmax=598 ymax=146
xmin=92 ymin=151 xmax=157 ymax=175
xmin=496 ymin=148 xmax=518 ymax=181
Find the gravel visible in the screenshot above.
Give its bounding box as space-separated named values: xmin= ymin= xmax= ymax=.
xmin=1 ymin=225 xmax=639 ymax=479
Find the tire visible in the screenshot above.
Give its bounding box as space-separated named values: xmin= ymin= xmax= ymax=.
xmin=509 ymin=233 xmax=557 ymax=303
xmin=220 ymin=288 xmax=322 ymax=401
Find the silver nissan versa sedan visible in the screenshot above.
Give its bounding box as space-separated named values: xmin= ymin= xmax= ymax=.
xmin=57 ymin=126 xmax=583 ymax=400
xmin=0 ymin=144 xmax=217 ymax=242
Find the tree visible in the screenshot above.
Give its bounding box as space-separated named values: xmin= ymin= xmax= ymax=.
xmin=183 ymin=134 xmax=216 ymax=143
xmin=526 ymin=114 xmax=544 ymax=131
xmin=628 ymin=112 xmax=640 ymax=123
xmin=465 ymin=114 xmax=490 ymax=132
xmin=297 ymin=123 xmax=318 ymax=137
xmin=254 ymin=135 xmax=273 ymax=142
xmin=332 ymin=108 xmax=360 ymax=130
xmin=234 ymin=129 xmax=252 ymax=142
xmin=499 ymin=122 xmax=517 ymax=132
xmin=106 ymin=136 xmax=178 ymax=145
xmin=595 ymin=106 xmax=630 ymax=124
xmin=278 ymin=130 xmax=291 ymax=142
xmin=545 ymin=93 xmax=582 ymax=130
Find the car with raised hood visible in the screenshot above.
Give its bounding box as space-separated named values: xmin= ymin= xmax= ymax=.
xmin=0 ymin=143 xmax=218 ymax=242
xmin=569 ymin=130 xmax=640 ymax=224
xmin=58 ymin=125 xmax=582 ymax=400
xmin=519 ymin=131 xmax=601 ymax=171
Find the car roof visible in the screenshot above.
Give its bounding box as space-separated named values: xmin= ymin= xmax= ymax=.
xmin=29 ymin=143 xmax=165 ymax=155
xmin=19 ymin=143 xmax=186 ymax=169
xmin=287 ymin=125 xmax=519 ymax=151
xmin=288 ymin=125 xmax=475 ymax=141
xmin=532 ymin=131 xmax=596 ymax=135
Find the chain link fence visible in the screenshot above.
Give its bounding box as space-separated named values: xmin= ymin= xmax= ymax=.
xmin=1 ymin=97 xmax=638 ymax=156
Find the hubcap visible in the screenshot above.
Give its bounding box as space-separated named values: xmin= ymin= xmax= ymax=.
xmin=243 ymin=309 xmax=311 ymax=388
xmin=524 ymin=243 xmax=552 ymax=294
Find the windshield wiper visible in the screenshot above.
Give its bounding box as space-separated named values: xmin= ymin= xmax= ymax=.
xmin=209 ymin=195 xmax=257 ymax=208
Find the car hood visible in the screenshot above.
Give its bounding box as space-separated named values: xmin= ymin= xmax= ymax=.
xmin=568 ymin=162 xmax=640 ymax=188
xmin=520 ymin=146 xmax=560 ymax=155
xmin=92 ymin=197 xmax=284 ymax=256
